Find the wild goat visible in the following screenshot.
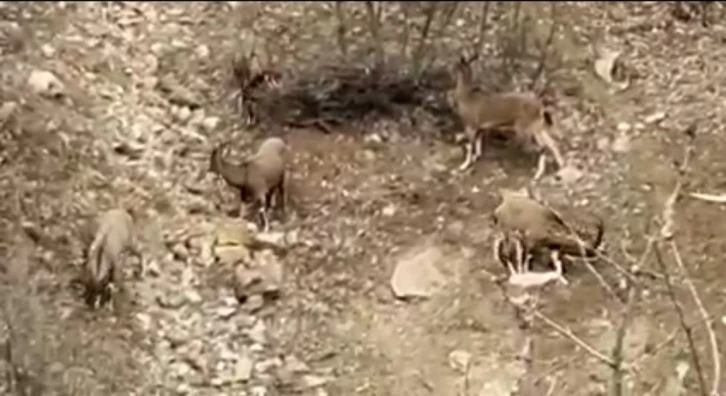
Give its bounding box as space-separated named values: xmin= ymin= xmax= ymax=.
xmin=492 ymin=188 xmax=603 ymax=273
xmin=209 ymin=137 xmax=287 ymax=232
xmin=83 ymin=208 xmax=142 ymax=309
xmin=449 ymin=53 xmax=565 ymax=179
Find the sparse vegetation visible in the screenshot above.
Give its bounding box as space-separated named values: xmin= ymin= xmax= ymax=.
xmin=2 ymin=2 xmax=726 ymax=395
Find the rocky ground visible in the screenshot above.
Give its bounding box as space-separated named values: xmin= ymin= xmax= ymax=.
xmin=1 ymin=2 xmax=726 ymax=396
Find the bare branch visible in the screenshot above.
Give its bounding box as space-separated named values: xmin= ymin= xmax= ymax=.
xmin=582 ymin=259 xmax=623 ymax=303
xmin=651 ymin=125 xmax=710 ymax=396
xmin=530 ymin=2 xmax=558 ymax=92
xmin=653 ymin=244 xmax=708 ymax=396
xmin=688 ymin=191 xmax=726 ymax=203
xmin=516 ymin=3 xmax=527 ymax=58
xmin=399 ymin=2 xmax=412 ymax=58
xmin=411 ymin=2 xmax=438 ymax=77
xmin=333 ymin=1 xmax=349 ymax=61
xmin=669 ymin=241 xmax=721 ymax=396
xmin=476 ymin=2 xmax=491 ymax=56
xmin=628 ymin=329 xmax=679 ymax=369
xmin=593 ymin=249 xmax=641 ymax=284
xmin=661 ymin=123 xmax=695 ymax=240
xmin=436 ymin=2 xmax=459 ymax=36
xmin=363 ymin=1 xmax=385 ymax=69
xmin=532 ymin=310 xmax=619 ymax=369
xmin=498 ymin=2 xmax=524 ymax=85
xmin=375 ymin=0 xmax=384 ymax=21
xmin=418 ymin=2 xmax=460 ymax=78
xmin=610 ymin=284 xmax=637 ymax=396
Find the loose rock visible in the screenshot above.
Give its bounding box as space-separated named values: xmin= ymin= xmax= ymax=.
xmin=390 ymin=244 xmax=448 ymax=299
xmin=157 ymin=74 xmax=202 ymax=108
xmin=448 ymin=350 xmax=472 ymax=373
xmin=216 ymin=245 xmax=252 ymax=266
xmin=27 ymin=69 xmax=65 ymax=98
xmin=201 ymin=116 xmax=221 ymax=133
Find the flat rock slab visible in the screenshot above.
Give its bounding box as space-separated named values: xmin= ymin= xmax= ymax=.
xmin=390 ymin=244 xmax=449 ymax=299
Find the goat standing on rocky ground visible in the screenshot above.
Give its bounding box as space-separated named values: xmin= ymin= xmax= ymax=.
xmin=209 ymin=137 xmax=288 ymax=232
xmin=83 ymin=208 xmax=142 ymax=310
xmin=449 ymin=53 xmax=566 ymax=179
xmin=492 ymin=188 xmax=604 ymax=277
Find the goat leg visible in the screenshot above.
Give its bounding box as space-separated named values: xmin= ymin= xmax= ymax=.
xmin=275 ymin=179 xmax=286 ymax=220
xmin=514 ymin=235 xmax=525 ymax=274
xmin=550 ymin=250 xmax=569 ymax=286
xmin=457 ymin=133 xmax=476 ymax=171
xmin=533 ymin=153 xmax=547 ymax=181
xmin=238 ymin=189 xmax=248 ymax=219
xmin=129 ymin=240 xmax=144 ymax=279
xmin=536 ymin=128 xmax=565 ymax=169
xmin=473 ymin=129 xmax=484 ymax=160
xmin=493 ymin=232 xmax=506 ymax=268
xmin=101 ymin=262 xmax=116 ymax=308
xmin=258 ymin=205 xmax=271 ymax=232
xmin=103 ymin=283 xmax=116 ymax=313
xmin=84 ymin=285 xmax=97 ymax=309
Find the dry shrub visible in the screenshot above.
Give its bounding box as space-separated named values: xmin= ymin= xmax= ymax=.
xmin=233 ymin=2 xmax=564 ymax=136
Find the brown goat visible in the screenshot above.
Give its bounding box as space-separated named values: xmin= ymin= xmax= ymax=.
xmin=450 ymin=53 xmax=565 ymax=178
xmin=210 ymin=137 xmax=287 ymax=231
xmin=83 ymin=208 xmax=142 ymax=309
xmin=492 ymin=188 xmax=603 ymax=272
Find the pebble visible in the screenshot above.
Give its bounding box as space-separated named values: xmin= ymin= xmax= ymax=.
xmin=27 ymin=69 xmax=65 ymax=98
xmin=448 ymin=350 xmax=472 ymax=373
xmin=201 ymin=116 xmax=221 ymax=133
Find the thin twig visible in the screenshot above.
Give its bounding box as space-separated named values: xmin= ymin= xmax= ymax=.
xmin=333 ymin=1 xmax=348 ymax=61
xmin=411 ymin=2 xmax=438 ymax=76
xmin=476 ymin=2 xmax=491 ymax=55
xmin=363 ymin=1 xmax=385 ymax=69
xmin=375 ymin=0 xmax=383 ymax=21
xmin=653 ymin=244 xmax=708 ymax=396
xmin=516 ymin=3 xmax=527 ymax=61
xmin=487 ymin=268 xmax=542 ymax=396
xmin=628 ymin=328 xmax=679 ymax=369
xmin=669 ymin=241 xmax=721 ymax=396
xmin=532 ymin=353 xmax=582 ymax=388
xmin=509 ymin=1 xmax=523 ymax=76
xmin=462 ymin=353 xmax=471 ymax=396
xmin=553 ymin=214 xmax=627 ymax=304
xmin=421 ymin=1 xmax=459 ymax=76
xmin=530 ymin=2 xmax=558 ymax=92
xmin=593 ymin=249 xmax=641 ymax=284
xmin=653 ymin=124 xmax=713 ymax=395
xmin=582 ymin=259 xmax=623 ymax=303
xmin=688 ymin=192 xmax=726 ymax=203
xmin=545 ymin=377 xmax=558 ymax=396
xmin=610 ymin=284 xmax=637 ymax=396
xmin=436 ymin=2 xmax=459 ymax=37
xmin=532 ymin=310 xmax=619 ymax=369
xmin=660 ymin=123 xmax=695 ymax=241
xmin=399 ymin=2 xmax=411 ymax=58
